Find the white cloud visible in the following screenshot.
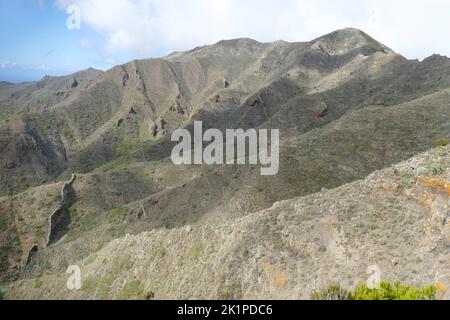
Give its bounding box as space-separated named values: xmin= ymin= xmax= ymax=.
xmin=36 ymin=0 xmax=45 ymax=9
xmin=1 ymin=60 xmax=17 ymax=69
xmin=37 ymin=64 xmax=51 ymax=70
xmin=0 ymin=61 xmax=54 ymax=71
xmin=79 ymin=37 xmax=90 ymax=48
xmin=55 ymin=0 xmax=450 ymax=60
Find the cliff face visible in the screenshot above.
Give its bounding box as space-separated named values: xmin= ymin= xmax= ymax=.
xmin=0 ymin=29 xmax=450 ymax=299
xmin=46 ymin=174 xmax=77 ymax=247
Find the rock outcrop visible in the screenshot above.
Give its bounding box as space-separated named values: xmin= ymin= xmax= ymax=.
xmin=46 ymin=174 xmax=77 ymax=246
xmin=67 ymin=78 xmax=78 ymax=89
xmin=25 ymin=245 xmax=38 ymax=266
xmin=149 ymin=118 xmax=167 ymax=137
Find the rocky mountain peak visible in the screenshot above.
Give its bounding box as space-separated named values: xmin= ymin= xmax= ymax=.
xmin=310 ymin=27 xmax=394 ymax=56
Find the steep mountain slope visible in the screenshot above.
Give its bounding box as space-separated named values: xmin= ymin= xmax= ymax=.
xmin=7 ymin=145 xmax=450 ymax=299
xmin=0 ymin=28 xmax=397 ymax=195
xmin=1 ymin=28 xmax=450 ymax=299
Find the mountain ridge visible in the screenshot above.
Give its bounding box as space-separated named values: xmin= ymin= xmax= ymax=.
xmin=6 ymin=144 xmax=450 ymax=299
xmin=0 ymin=28 xmax=449 ymax=299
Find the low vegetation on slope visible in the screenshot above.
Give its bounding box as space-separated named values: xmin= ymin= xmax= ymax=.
xmin=312 ymin=281 xmax=437 ymax=300
xmin=1 ymin=29 xmax=450 ymax=300
xmin=5 ymin=145 xmax=449 ymax=299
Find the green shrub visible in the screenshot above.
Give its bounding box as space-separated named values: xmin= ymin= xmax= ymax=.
xmin=0 ymin=288 xmax=6 ymax=300
xmin=116 ymin=138 xmax=141 ymax=157
xmin=436 ymin=140 xmax=449 ymax=147
xmin=311 ymin=283 xmax=350 ymax=300
xmin=117 ymin=280 xmax=144 ymax=300
xmin=107 ymin=207 xmax=126 ymax=224
xmin=81 ymin=277 xmax=97 ymax=292
xmin=0 ymin=215 xmax=8 ymax=232
xmin=34 ymin=278 xmax=43 ymax=289
xmin=113 ymin=254 xmax=132 ymax=274
xmin=350 ymin=281 xmax=436 ymax=300
xmin=187 ymin=242 xmax=202 ymax=261
xmin=144 ymin=291 xmax=155 ymax=300
xmin=397 ymin=177 xmax=416 ymax=190
xmin=97 ymin=276 xmax=115 ymax=300
xmin=429 ymin=163 xmax=444 ymax=175
xmin=312 ymin=281 xmax=437 ymax=300
xmin=0 ymin=246 xmax=9 ymax=273
xmin=218 ymin=281 xmax=243 ymax=300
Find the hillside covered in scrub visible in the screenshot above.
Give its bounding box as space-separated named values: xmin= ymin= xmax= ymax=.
xmin=0 ymin=28 xmax=449 ymax=299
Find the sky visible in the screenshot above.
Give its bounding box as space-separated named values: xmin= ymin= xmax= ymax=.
xmin=2 ymin=0 xmax=450 ymax=83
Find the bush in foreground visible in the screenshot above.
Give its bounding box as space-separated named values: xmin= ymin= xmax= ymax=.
xmin=436 ymin=140 xmax=449 ymax=147
xmin=350 ymin=281 xmax=436 ymax=300
xmin=312 ymin=281 xmax=436 ymax=300
xmin=0 ymin=288 xmax=6 ymax=300
xmin=311 ymin=283 xmax=350 ymax=300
